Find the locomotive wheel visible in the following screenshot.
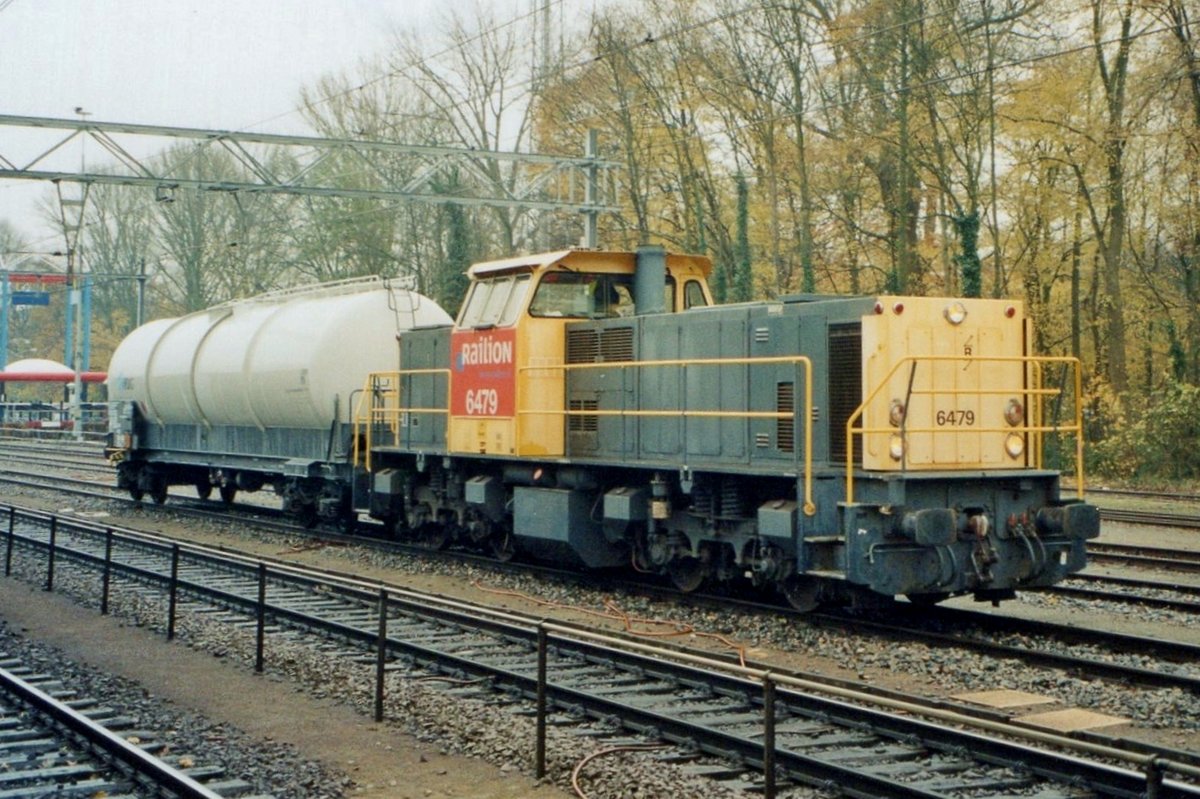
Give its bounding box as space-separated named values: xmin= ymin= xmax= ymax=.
xmin=297 ymin=503 xmax=319 ymax=529
xmin=339 ymin=511 xmax=358 ymax=535
xmin=667 ymin=556 xmax=706 ymax=593
xmin=219 ymin=485 xmax=237 ymax=505
xmin=906 ymin=592 xmax=950 ymax=607
xmin=419 ymin=523 xmax=449 ymax=550
xmin=195 ymin=481 xmax=213 ymax=500
xmin=491 ymin=531 xmax=515 ymax=562
xmin=781 ymin=575 xmax=822 ymax=612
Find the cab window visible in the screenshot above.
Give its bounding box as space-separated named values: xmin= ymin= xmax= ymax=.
xmin=457 ymin=274 xmax=531 ymax=328
xmin=529 ymin=272 xmax=635 ymax=318
xmin=684 ymin=280 xmax=708 ymax=309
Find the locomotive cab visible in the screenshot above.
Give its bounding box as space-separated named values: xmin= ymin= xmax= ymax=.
xmin=446 ymin=247 xmax=712 ymax=458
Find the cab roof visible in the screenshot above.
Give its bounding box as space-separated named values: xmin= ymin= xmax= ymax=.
xmin=467 ymin=249 xmax=712 ymax=279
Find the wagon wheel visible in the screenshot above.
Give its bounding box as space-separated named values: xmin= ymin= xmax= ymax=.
xmin=129 ymin=487 xmax=145 ymax=503
xmin=150 ymin=479 xmax=169 ymax=506
xmin=195 ymin=481 xmax=213 ymax=500
xmin=781 ymin=575 xmax=822 ymax=613
xmin=219 ymin=485 xmax=237 ymax=505
xmin=667 ymin=556 xmax=706 ymax=593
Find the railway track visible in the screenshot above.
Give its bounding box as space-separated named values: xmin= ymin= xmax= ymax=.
xmin=4 ymin=462 xmax=1200 ymax=686
xmin=1052 ymin=572 xmax=1200 ymax=614
xmin=3 ymin=504 xmax=1197 ymax=799
xmin=0 ymin=649 xmax=264 ymax=798
xmin=1089 ymin=541 xmax=1200 ymax=574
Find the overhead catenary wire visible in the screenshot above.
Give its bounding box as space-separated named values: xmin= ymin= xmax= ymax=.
xmin=8 ymin=4 xmax=1183 ymax=298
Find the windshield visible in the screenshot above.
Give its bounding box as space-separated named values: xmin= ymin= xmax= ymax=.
xmin=457 ymin=274 xmax=531 ymax=328
xmin=528 ymin=272 xmax=636 ymax=318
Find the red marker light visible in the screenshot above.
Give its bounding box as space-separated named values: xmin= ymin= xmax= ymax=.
xmin=892 ymin=302 xmax=904 ymax=315
xmin=1005 ymin=306 xmax=1016 ymax=318
xmin=874 ymin=302 xmax=884 ymax=315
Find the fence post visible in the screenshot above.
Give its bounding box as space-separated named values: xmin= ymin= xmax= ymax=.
xmin=255 ymin=563 xmax=267 ymax=673
xmin=44 ymin=516 xmax=57 ymax=592
xmin=1146 ymin=758 xmax=1163 ymax=799
xmin=763 ymin=673 xmax=776 ymax=799
xmin=100 ymin=528 xmax=113 ymax=615
xmin=166 ymin=544 xmax=180 ymax=641
xmin=535 ymin=623 xmax=548 ymax=779
xmin=374 ymin=588 xmax=388 ymax=722
xmin=4 ymin=507 xmax=13 ymax=577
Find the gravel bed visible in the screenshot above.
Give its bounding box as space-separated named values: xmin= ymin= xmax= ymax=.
xmin=1024 ymin=579 xmax=1200 ymax=627
xmin=6 ymin=481 xmax=1200 ymax=772
xmin=0 ymin=615 xmax=346 ymax=798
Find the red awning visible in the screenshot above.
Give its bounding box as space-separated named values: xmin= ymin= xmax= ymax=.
xmin=0 ymin=371 xmax=107 ymax=383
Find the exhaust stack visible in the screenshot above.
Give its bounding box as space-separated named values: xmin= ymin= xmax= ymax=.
xmin=634 ymin=244 xmax=666 ymax=316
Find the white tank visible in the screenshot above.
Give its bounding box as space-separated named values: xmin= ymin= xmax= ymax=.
xmin=107 ymin=278 xmax=452 ymax=429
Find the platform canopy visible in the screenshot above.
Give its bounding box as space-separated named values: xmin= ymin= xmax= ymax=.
xmin=0 ymin=358 xmax=105 ymax=383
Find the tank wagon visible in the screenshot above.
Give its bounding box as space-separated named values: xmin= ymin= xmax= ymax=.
xmin=106 ymin=277 xmax=452 ymax=521
xmin=107 ymin=247 xmax=1099 ymax=608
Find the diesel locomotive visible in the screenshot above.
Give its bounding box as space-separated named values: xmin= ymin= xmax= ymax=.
xmin=106 ymin=246 xmax=1099 ymax=609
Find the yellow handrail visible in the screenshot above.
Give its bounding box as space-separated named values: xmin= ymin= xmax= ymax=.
xmin=352 ymin=369 xmax=450 ymax=472
xmin=844 ymin=354 xmax=1084 ymax=504
xmin=520 ymin=356 xmax=816 ymax=516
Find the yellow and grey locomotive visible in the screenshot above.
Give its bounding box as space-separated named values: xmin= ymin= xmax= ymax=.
xmin=108 ymin=247 xmax=1098 ymax=608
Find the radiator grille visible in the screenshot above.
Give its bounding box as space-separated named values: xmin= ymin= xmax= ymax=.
xmin=566 ymin=329 xmax=599 ymax=363
xmin=567 ymin=327 xmax=634 ymax=363
xmin=568 ymin=399 xmax=598 ymax=432
xmin=776 ymin=382 xmax=795 ymax=453
xmin=600 ymin=327 xmax=634 ymax=361
xmin=828 ymin=324 xmax=862 ymax=463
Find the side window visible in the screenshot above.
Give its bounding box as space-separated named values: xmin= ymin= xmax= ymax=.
xmin=684 ymin=280 xmax=708 ymax=309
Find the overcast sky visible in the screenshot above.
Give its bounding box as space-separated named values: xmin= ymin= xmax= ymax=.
xmin=0 ymin=0 xmax=531 ymax=250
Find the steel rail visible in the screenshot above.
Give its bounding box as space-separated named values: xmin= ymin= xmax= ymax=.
xmin=4 ymin=505 xmax=1199 ymax=797
xmin=0 ymin=663 xmax=224 ymax=799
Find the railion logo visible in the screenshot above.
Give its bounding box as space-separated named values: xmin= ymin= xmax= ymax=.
xmin=454 ymin=335 xmax=514 ymax=371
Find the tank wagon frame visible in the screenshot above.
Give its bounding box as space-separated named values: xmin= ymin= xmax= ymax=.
xmin=108 ymin=247 xmax=1099 ymax=609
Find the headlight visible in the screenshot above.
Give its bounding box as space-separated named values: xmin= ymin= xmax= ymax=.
xmin=889 ymin=400 xmax=906 ymax=427
xmin=889 ymin=434 xmax=905 ymax=461
xmin=1005 ymin=433 xmax=1025 ymax=458
xmin=1004 ymin=399 xmax=1024 ymax=427
xmin=943 ymin=301 xmax=967 ymax=325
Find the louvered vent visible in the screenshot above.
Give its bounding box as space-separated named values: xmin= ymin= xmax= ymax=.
xmin=776 ymin=382 xmax=794 ymax=453
xmin=600 ymin=327 xmax=634 ymax=361
xmin=566 ymin=329 xmax=600 ymax=363
xmin=828 ymin=323 xmax=863 ymax=463
xmin=568 ymin=399 xmax=599 ymax=432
